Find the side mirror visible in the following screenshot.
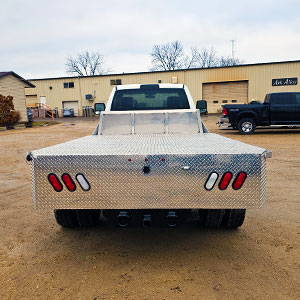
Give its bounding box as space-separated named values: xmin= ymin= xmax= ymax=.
xmin=94 ymin=103 xmax=106 ymax=115
xmin=196 ymin=100 xmax=207 ymax=115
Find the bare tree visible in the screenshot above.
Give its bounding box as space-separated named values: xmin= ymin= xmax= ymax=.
xmin=66 ymin=51 xmax=110 ymax=76
xmin=182 ymin=47 xmax=199 ymax=69
xmin=218 ymin=56 xmax=244 ymax=67
xmin=150 ymin=41 xmax=197 ymax=71
xmin=193 ymin=47 xmax=218 ymax=68
xmin=150 ymin=41 xmax=244 ymax=71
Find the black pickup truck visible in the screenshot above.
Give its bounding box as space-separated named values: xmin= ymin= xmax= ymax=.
xmin=218 ymin=92 xmax=300 ymax=134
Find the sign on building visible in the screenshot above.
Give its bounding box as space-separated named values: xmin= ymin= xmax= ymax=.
xmin=272 ymin=78 xmax=298 ymax=86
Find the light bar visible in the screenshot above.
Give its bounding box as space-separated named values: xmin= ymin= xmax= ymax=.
xmin=76 ymin=173 xmax=90 ymax=191
xmin=48 ymin=173 xmax=63 ymax=192
xmin=205 ymin=172 xmax=219 ymax=191
xmin=232 ymin=172 xmax=247 ymax=190
xmin=219 ymin=172 xmax=233 ymax=190
xmin=61 ymin=173 xmax=76 ymax=192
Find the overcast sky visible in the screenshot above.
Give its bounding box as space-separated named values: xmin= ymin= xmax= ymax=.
xmin=0 ymin=0 xmax=299 ymax=79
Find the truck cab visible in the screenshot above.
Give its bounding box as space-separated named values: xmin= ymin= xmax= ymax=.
xmin=106 ymin=84 xmax=195 ymax=111
xmin=265 ymin=92 xmax=300 ymax=124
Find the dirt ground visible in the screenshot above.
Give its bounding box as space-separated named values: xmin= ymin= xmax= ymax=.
xmin=0 ymin=116 xmax=299 ymax=300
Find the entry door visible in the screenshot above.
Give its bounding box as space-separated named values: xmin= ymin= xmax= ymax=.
xmin=40 ymin=96 xmax=46 ymax=106
xmin=270 ymin=93 xmax=298 ymax=124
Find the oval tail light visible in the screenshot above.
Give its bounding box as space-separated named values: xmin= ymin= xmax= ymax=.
xmin=76 ymin=173 xmax=90 ymax=191
xmin=219 ymin=172 xmax=233 ymax=190
xmin=61 ymin=173 xmax=76 ymax=192
xmin=48 ymin=173 xmax=63 ymax=192
xmin=205 ymin=172 xmax=219 ymax=191
xmin=233 ymin=172 xmax=247 ymax=190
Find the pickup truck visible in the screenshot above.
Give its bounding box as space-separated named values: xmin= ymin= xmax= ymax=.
xmin=27 ymin=84 xmax=271 ymax=229
xmin=218 ymin=92 xmax=300 ymax=134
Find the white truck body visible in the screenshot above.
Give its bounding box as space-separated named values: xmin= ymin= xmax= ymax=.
xmin=27 ymin=84 xmax=271 ymax=228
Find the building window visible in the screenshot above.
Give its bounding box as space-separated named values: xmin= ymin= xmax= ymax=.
xmin=222 ymin=100 xmax=228 ymax=103
xmin=64 ymin=82 xmax=75 ymax=88
xmin=232 ymin=100 xmax=237 ymax=103
xmin=110 ymin=79 xmax=122 ymax=85
xmin=213 ymin=100 xmax=218 ymax=103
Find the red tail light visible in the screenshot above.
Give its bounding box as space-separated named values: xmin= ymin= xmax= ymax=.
xmin=61 ymin=173 xmax=76 ymax=192
xmin=223 ymin=107 xmax=228 ymax=116
xmin=233 ymin=172 xmax=247 ymax=190
xmin=48 ymin=173 xmax=63 ymax=192
xmin=219 ymin=172 xmax=232 ymax=190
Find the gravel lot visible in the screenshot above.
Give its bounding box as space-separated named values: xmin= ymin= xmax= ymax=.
xmin=0 ymin=115 xmax=299 ymax=300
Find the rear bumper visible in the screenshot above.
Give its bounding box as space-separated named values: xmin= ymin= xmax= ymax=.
xmin=217 ymin=117 xmax=230 ymax=128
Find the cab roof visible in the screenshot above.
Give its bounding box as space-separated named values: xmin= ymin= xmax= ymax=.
xmin=115 ymin=83 xmax=184 ymax=90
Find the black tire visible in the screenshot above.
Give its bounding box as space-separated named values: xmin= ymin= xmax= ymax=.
xmin=222 ymin=209 xmax=246 ymax=229
xmin=199 ymin=209 xmax=225 ymax=228
xmin=238 ymin=118 xmax=256 ymax=135
xmin=54 ymin=209 xmax=78 ymax=227
xmin=76 ymin=209 xmax=101 ymax=227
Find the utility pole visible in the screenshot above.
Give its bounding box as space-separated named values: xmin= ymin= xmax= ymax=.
xmin=230 ymin=39 xmax=236 ymax=58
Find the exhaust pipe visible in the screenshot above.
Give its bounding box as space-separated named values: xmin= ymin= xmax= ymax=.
xmin=166 ymin=211 xmax=178 ymax=227
xmin=143 ymin=214 xmax=152 ymax=227
xmin=118 ymin=211 xmax=129 ymax=227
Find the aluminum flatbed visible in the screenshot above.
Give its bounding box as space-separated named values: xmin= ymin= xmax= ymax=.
xmin=30 ymin=111 xmax=269 ymax=210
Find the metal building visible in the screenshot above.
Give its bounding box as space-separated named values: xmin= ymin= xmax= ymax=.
xmin=25 ymin=60 xmax=300 ymax=115
xmin=0 ymin=71 xmax=35 ymax=122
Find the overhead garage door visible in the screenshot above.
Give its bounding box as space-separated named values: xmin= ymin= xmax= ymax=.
xmin=63 ymin=101 xmax=79 ymax=116
xmin=202 ymin=81 xmax=248 ymax=113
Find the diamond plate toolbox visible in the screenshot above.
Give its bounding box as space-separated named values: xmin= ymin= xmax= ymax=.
xmin=30 ymin=133 xmax=269 ymax=210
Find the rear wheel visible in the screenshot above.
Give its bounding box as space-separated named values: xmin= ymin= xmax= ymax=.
xmin=222 ymin=209 xmax=246 ymax=228
xmin=238 ymin=118 xmax=256 ymax=135
xmin=199 ymin=209 xmax=225 ymax=228
xmin=54 ymin=209 xmax=78 ymax=227
xmin=76 ymin=209 xmax=101 ymax=227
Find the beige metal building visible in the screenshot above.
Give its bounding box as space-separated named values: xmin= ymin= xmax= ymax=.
xmin=25 ymin=60 xmax=300 ymax=115
xmin=1 ymin=72 xmax=35 ymax=122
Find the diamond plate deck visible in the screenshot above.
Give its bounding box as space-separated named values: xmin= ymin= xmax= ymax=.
xmin=30 ymin=133 xmax=268 ymax=210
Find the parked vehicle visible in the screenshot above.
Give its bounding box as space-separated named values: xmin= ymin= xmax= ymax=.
xmin=62 ymin=108 xmax=74 ymax=117
xmin=26 ymin=84 xmax=271 ymax=229
xmin=218 ymin=92 xmax=300 ymax=134
xmin=25 ymin=108 xmax=33 ymax=128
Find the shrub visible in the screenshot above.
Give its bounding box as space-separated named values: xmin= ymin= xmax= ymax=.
xmin=0 ymin=94 xmax=20 ymax=128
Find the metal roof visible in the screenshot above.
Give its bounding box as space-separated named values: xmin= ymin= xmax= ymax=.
xmin=0 ymin=71 xmax=35 ymax=87
xmin=27 ymin=59 xmax=300 ymax=82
